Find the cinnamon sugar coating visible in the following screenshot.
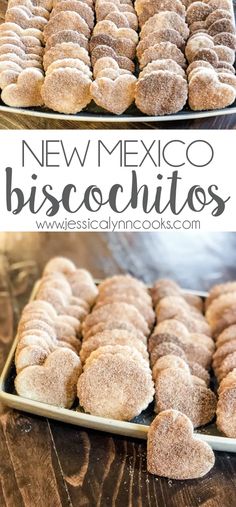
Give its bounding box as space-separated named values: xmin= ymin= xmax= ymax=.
xmin=135 ymin=71 xmax=188 ymax=116
xmin=147 ymin=410 xmax=215 ymax=479
xmin=155 ymin=368 xmax=217 ymax=427
xmin=77 ymin=353 xmax=154 ymax=420
xmin=15 ymin=348 xmax=82 ymax=408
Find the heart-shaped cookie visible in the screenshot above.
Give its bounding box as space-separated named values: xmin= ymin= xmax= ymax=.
xmin=147 ymin=409 xmax=215 ymax=479
xmin=15 ymin=348 xmax=82 ymax=407
xmin=1 ymin=68 xmax=44 ymax=106
xmin=188 ymin=68 xmax=236 ymax=110
xmin=44 ymin=11 xmax=90 ymax=40
xmin=6 ymin=7 xmax=48 ymax=30
xmin=155 ymin=368 xmax=216 ymax=427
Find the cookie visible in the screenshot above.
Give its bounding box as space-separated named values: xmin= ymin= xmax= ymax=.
xmin=83 ymin=302 xmax=149 ymax=336
xmin=43 ymin=43 xmax=90 ymax=70
xmin=45 ymin=30 xmax=89 ymax=51
xmin=80 ymin=330 xmax=149 ymax=362
xmin=137 ymin=30 xmax=185 ymax=60
xmin=44 ymin=11 xmax=90 ymax=41
xmin=139 ymin=42 xmax=186 ymax=69
xmin=42 ymin=68 xmax=91 ymax=113
xmin=77 ymin=353 xmax=154 ymax=420
xmin=135 ymin=71 xmax=188 ymax=116
xmin=15 ymin=348 xmax=82 ymax=408
xmin=1 ymin=68 xmax=44 ymax=106
xmin=155 ymin=368 xmax=217 ymax=427
xmin=147 ymin=410 xmax=215 ymax=479
xmin=140 ymin=12 xmax=189 ymax=40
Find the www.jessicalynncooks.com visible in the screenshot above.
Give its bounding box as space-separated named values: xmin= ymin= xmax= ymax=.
xmin=36 ymin=218 xmax=201 ymax=231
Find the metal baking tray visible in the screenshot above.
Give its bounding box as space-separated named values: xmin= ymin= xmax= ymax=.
xmin=0 ymin=283 xmax=235 ymax=452
xmin=0 ymin=2 xmax=235 ymax=123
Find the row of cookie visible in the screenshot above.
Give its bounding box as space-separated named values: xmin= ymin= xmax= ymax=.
xmin=135 ymin=6 xmax=189 ymax=115
xmin=41 ymin=0 xmax=95 ymax=113
xmin=186 ymin=0 xmax=235 ymax=36
xmin=185 ymin=1 xmax=236 ymax=110
xmin=205 ymin=281 xmax=236 ymax=438
xmin=0 ymin=0 xmax=46 ymax=107
xmin=14 ymin=257 xmax=98 ymax=408
xmin=15 ymin=257 xmax=98 ymax=370
xmin=150 ymin=280 xmax=213 ymax=375
xmin=150 ymin=279 xmax=216 ymax=428
xmin=89 ymin=0 xmax=138 ymax=115
xmin=78 ymin=274 xmax=155 ymax=420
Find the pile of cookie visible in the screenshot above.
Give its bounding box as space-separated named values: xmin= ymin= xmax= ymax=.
xmin=206 ymin=281 xmax=236 ymax=438
xmin=41 ymin=0 xmax=94 ymax=113
xmin=78 ymin=274 xmax=155 ymax=420
xmin=89 ymin=0 xmax=138 ymax=114
xmin=0 ymin=0 xmax=47 ymax=107
xmin=150 ymin=279 xmax=217 ymax=428
xmin=134 ymin=0 xmax=189 ymax=115
xmin=186 ymin=0 xmax=236 ymax=110
xmin=15 ymin=256 xmax=98 ymax=408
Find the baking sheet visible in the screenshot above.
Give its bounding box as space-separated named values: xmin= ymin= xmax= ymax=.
xmin=0 ymin=3 xmax=235 ymax=123
xmin=0 ymin=284 xmax=236 ymax=452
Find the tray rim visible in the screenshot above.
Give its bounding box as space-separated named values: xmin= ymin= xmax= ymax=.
xmin=1 ymin=104 xmax=236 ymax=123
xmin=0 ymin=283 xmax=235 ymax=452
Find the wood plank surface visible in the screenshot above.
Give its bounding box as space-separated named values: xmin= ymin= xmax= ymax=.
xmin=0 ymin=232 xmax=236 ymax=507
xmin=0 ymin=0 xmax=235 ymax=129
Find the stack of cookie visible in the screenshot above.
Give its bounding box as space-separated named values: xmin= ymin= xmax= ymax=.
xmin=134 ymin=0 xmax=189 ymax=115
xmin=78 ymin=274 xmax=155 ymax=420
xmin=151 ymin=279 xmax=217 ymax=428
xmin=185 ymin=0 xmax=236 ymax=110
xmin=206 ymin=281 xmax=236 ymax=437
xmin=14 ymin=256 xmax=98 ymax=408
xmin=41 ymin=0 xmax=94 ymax=113
xmin=0 ymin=0 xmax=48 ymax=106
xmin=90 ymin=0 xmax=138 ymax=114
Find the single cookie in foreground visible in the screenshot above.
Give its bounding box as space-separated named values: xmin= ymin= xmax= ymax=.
xmin=147 ymin=409 xmax=215 ymax=479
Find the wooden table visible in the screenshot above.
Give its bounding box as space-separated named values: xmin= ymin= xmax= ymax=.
xmin=0 ymin=0 xmax=236 ymax=129
xmin=0 ymin=232 xmax=236 ymax=507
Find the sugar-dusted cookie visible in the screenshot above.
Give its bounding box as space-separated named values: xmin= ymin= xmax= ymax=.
xmin=91 ymin=45 xmax=135 ymax=72
xmin=152 ymin=354 xmax=190 ymax=381
xmin=189 ymin=68 xmax=236 ymax=110
xmin=139 ymin=59 xmax=186 ymax=79
xmin=84 ymin=344 xmax=149 ymax=371
xmin=51 ymin=0 xmax=94 ymax=30
xmin=83 ymin=301 xmax=149 ymax=336
xmin=217 ymin=382 xmax=236 ymax=437
xmin=155 ymin=367 xmax=217 ymax=427
xmin=186 ymin=2 xmax=213 ymax=24
xmin=137 ymin=0 xmax=186 ymax=27
xmin=46 ymin=58 xmax=92 ymax=78
xmin=6 ymin=7 xmax=48 ymax=30
xmin=44 ymin=11 xmax=90 ymax=41
xmin=77 ymin=353 xmax=154 ymax=420
xmin=15 ymin=348 xmax=82 ymax=408
xmin=93 ymin=20 xmax=138 ymax=44
xmin=96 ymin=294 xmax=154 ymax=327
xmin=1 ymin=67 xmax=44 ymax=106
xmin=147 ymin=410 xmax=215 ymax=479
xmin=43 ymin=43 xmax=90 ymax=70
xmin=15 ymin=344 xmax=49 ymax=373
xmin=45 ymin=30 xmax=89 ymax=51
xmin=84 ymin=319 xmax=146 ymax=342
xmin=80 ymin=329 xmax=149 ymax=362
xmin=42 ymin=68 xmax=92 ymax=113
xmin=140 ymin=12 xmax=189 ymax=40
xmin=139 ymin=42 xmax=186 ymax=70
xmin=90 ymin=34 xmax=136 ymax=59
xmin=135 ymin=71 xmax=188 ymax=116
xmin=137 ymin=30 xmax=185 ymax=60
